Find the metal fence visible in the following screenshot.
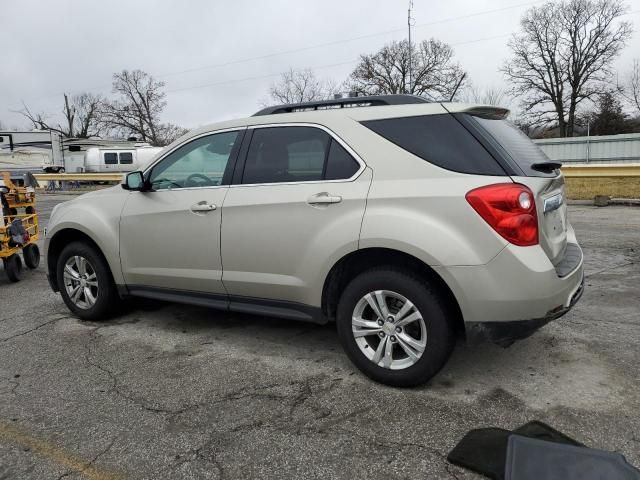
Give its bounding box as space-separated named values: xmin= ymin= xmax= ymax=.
xmin=534 ymin=133 xmax=640 ymax=164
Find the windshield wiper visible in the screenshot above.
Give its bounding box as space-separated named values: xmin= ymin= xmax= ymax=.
xmin=531 ymin=161 xmax=562 ymax=173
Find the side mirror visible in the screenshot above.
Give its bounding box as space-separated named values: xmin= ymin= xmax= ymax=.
xmin=122 ymin=171 xmax=145 ymax=191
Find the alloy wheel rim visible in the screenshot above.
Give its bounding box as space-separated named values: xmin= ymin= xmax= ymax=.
xmin=63 ymin=256 xmax=99 ymax=309
xmin=352 ymin=290 xmax=427 ymax=370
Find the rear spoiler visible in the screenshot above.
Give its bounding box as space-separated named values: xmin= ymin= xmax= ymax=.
xmin=462 ymin=107 xmax=510 ymax=120
xmin=442 ymin=104 xmax=510 ymax=120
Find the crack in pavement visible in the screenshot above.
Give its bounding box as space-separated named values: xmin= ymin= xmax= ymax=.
xmin=164 ymin=436 xmax=225 ymax=480
xmin=0 ymin=315 xmax=70 ymax=343
xmin=56 ymin=436 xmax=118 ymax=480
xmin=82 ymin=325 xmax=205 ymax=417
xmin=586 ymin=260 xmax=637 ymax=278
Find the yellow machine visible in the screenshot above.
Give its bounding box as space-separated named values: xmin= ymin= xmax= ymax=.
xmin=0 ymin=172 xmax=40 ymax=282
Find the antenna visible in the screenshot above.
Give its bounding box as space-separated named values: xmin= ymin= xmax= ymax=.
xmin=408 ymin=0 xmax=415 ymax=93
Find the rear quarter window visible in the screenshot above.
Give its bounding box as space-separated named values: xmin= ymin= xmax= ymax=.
xmin=361 ymin=114 xmax=506 ymax=176
xmin=465 ymin=115 xmax=556 ymax=177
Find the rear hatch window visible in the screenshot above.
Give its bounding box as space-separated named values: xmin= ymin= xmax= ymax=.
xmin=462 ymin=115 xmax=557 ymax=178
xmin=361 ymin=114 xmax=507 ymax=176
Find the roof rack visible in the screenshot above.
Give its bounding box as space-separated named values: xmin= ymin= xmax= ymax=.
xmin=252 ymin=94 xmax=431 ymax=116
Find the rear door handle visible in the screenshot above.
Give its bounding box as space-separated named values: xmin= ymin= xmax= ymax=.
xmin=190 ymin=201 xmax=217 ymax=212
xmin=307 ymin=193 xmax=342 ymax=205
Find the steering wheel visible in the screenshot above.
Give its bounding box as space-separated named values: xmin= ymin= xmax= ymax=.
xmin=151 ymin=177 xmax=182 ymax=189
xmin=184 ymin=173 xmax=213 ymax=187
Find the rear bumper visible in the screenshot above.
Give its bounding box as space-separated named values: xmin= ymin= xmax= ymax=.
xmin=465 ymin=274 xmax=584 ymax=346
xmin=435 ymin=235 xmax=585 ymax=346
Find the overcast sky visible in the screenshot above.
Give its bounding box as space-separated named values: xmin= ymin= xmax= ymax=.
xmin=1 ymin=0 xmax=639 ymax=131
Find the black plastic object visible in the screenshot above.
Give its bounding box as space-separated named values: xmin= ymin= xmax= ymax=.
xmin=514 ymin=421 xmax=584 ymax=447
xmin=447 ymin=421 xmax=582 ymax=479
xmin=505 ymin=435 xmax=640 ymax=480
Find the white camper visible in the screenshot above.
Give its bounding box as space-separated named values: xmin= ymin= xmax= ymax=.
xmin=0 ymin=130 xmax=64 ymax=172
xmin=79 ymin=145 xmax=162 ymax=173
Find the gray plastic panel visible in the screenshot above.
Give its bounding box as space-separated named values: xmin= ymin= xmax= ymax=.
xmin=554 ymin=242 xmax=583 ymax=277
xmin=505 ymin=435 xmax=640 ymax=480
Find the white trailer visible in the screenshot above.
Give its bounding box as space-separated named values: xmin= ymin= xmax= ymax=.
xmin=0 ymin=130 xmax=64 ymax=172
xmin=81 ymin=145 xmax=162 ymax=173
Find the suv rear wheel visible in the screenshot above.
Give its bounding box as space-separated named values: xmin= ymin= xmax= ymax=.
xmin=56 ymin=241 xmax=120 ymax=320
xmin=336 ymin=268 xmax=455 ymax=387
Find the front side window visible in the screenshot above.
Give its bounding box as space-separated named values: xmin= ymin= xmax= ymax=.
xmin=241 ymin=126 xmax=360 ymax=184
xmin=119 ymin=152 xmax=133 ymax=165
xmin=149 ymin=131 xmax=239 ymax=190
xmin=104 ymin=152 xmax=117 ymax=165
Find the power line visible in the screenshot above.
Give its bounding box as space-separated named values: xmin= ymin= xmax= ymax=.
xmin=166 ymin=33 xmax=515 ymax=96
xmin=16 ymin=0 xmax=546 ymax=105
xmin=155 ymin=0 xmax=543 ymax=80
xmin=166 ymin=60 xmax=356 ymax=94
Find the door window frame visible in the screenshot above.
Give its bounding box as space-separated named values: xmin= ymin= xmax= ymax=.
xmin=230 ymin=123 xmax=366 ymax=187
xmin=141 ymin=128 xmax=246 ymax=192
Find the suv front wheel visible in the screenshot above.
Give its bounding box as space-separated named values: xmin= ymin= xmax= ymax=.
xmin=56 ymin=241 xmax=120 ymax=320
xmin=336 ymin=268 xmax=455 ymax=387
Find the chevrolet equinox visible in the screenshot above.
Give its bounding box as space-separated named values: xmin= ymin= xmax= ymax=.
xmin=44 ymin=95 xmax=584 ymax=387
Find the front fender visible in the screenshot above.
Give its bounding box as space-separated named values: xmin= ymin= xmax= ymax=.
xmin=45 ymin=188 xmax=128 ymax=284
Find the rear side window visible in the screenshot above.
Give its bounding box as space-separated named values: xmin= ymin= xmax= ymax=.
xmin=361 ymin=114 xmax=505 ymax=176
xmin=467 ymin=116 xmax=555 ymax=177
xmin=104 ymin=152 xmax=117 ymax=165
xmin=242 ymin=126 xmax=360 ymax=184
xmin=325 ymin=141 xmax=360 ymax=180
xmin=119 ymin=152 xmax=133 ymax=164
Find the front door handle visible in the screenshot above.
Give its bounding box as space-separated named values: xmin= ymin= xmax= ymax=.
xmin=190 ymin=201 xmax=217 ymax=213
xmin=307 ymin=192 xmax=342 ymax=205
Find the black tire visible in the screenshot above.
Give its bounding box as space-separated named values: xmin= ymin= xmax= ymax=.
xmin=23 ymin=244 xmax=40 ymax=269
xmin=4 ymin=255 xmax=23 ymax=282
xmin=56 ymin=241 xmax=120 ymax=320
xmin=336 ymin=268 xmax=455 ymax=387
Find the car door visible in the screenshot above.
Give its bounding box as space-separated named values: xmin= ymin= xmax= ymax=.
xmin=119 ymin=129 xmax=243 ymax=295
xmin=220 ymin=124 xmax=372 ymax=308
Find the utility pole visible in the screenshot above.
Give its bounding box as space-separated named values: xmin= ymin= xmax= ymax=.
xmin=408 ymin=0 xmax=414 ymax=93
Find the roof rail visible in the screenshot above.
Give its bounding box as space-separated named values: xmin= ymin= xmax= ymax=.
xmin=252 ymin=94 xmax=431 ymax=116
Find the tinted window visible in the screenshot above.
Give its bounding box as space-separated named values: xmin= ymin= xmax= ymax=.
xmin=104 ymin=152 xmax=117 ymax=165
xmin=119 ymin=152 xmax=133 ymax=164
xmin=468 ymin=116 xmax=554 ymax=177
xmin=361 ymin=114 xmax=505 ymax=176
xmin=325 ymin=141 xmax=360 ymax=180
xmin=149 ymin=131 xmax=239 ymax=190
xmin=242 ymin=127 xmax=330 ymax=184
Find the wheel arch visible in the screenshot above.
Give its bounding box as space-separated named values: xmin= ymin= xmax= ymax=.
xmin=321 ymin=247 xmax=466 ymax=339
xmin=46 ymin=228 xmax=116 ymax=292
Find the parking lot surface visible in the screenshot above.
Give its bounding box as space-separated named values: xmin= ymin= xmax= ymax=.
xmin=1 ymin=193 xmax=639 ymax=479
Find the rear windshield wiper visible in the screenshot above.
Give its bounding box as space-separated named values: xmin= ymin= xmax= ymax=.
xmin=531 ymin=161 xmax=562 ymax=173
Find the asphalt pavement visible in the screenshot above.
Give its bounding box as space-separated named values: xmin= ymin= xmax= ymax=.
xmin=0 ymin=193 xmax=638 ymax=479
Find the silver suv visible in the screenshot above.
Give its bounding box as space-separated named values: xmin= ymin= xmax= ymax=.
xmin=44 ymin=95 xmax=584 ymax=387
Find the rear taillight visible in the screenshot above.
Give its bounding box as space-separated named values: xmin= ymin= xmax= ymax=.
xmin=466 ymin=183 xmax=538 ymax=246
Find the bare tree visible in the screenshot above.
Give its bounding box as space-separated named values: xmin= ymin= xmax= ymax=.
xmin=503 ymin=0 xmax=632 ymax=137
xmin=348 ymin=39 xmax=466 ymax=100
xmin=269 ymin=68 xmax=339 ymax=104
xmin=621 ymin=59 xmax=640 ymax=115
xmin=17 ymin=103 xmax=51 ymax=132
xmin=463 ymin=84 xmax=507 ymax=106
xmin=102 ymin=69 xmax=185 ymax=146
xmin=17 ymin=93 xmax=105 ymax=138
